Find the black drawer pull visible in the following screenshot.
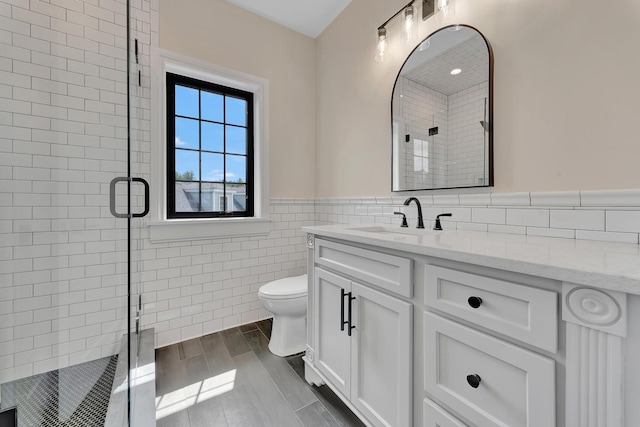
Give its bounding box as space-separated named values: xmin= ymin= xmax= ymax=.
xmin=467 ymin=296 xmax=483 ymax=309
xmin=466 ymin=374 xmax=481 ymax=388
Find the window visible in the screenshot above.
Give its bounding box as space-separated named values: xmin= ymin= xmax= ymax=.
xmin=166 ymin=72 xmax=254 ymax=219
xmin=413 ymin=138 xmax=429 ymax=173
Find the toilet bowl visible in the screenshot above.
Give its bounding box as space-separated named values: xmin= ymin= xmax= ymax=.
xmin=258 ymin=274 xmax=308 ymax=357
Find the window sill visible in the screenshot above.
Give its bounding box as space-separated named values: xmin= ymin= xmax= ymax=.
xmin=149 ymin=217 xmax=271 ymax=243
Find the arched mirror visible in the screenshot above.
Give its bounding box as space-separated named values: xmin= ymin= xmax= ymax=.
xmin=392 ymin=25 xmax=493 ymax=191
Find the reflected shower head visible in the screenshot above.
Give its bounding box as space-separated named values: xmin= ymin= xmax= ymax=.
xmin=479 ymin=120 xmax=489 ymax=131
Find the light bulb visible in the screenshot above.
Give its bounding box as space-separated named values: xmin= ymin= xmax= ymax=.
xmin=375 ymin=27 xmax=388 ymax=62
xmin=436 ymin=0 xmax=455 ymax=21
xmin=402 ymin=6 xmax=417 ymax=44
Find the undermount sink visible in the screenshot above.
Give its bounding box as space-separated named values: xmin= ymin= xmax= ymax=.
xmin=348 ymin=226 xmax=438 ymax=236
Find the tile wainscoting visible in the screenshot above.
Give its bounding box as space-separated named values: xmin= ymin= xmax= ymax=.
xmin=142 ymin=199 xmax=313 ymax=348
xmin=315 ymin=189 xmax=640 ymax=244
xmin=151 ymin=190 xmax=640 ymax=350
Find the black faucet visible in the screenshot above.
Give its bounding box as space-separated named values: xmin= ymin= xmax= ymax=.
xmin=403 ymin=197 xmax=424 ymax=229
xmin=394 ymin=211 xmax=408 ymax=227
xmin=434 ymin=213 xmax=452 ymax=230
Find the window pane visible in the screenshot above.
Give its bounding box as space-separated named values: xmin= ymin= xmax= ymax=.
xmin=226 ymin=184 xmax=246 ymax=213
xmin=175 ymin=149 xmax=199 ymax=180
xmin=175 ymin=117 xmax=199 ymax=149
xmin=175 ymin=85 xmax=199 ymax=118
xmin=175 ymin=181 xmax=200 ymax=212
xmin=201 ymin=122 xmax=223 ymax=152
xmin=226 ymin=96 xmax=247 ymax=126
xmin=201 ymin=91 xmax=223 ymax=122
xmin=201 ymin=182 xmax=224 ymax=212
xmin=226 ymin=126 xmax=246 ymax=155
xmin=201 ymin=152 xmax=224 ymax=182
xmin=226 ymin=154 xmax=246 ymax=183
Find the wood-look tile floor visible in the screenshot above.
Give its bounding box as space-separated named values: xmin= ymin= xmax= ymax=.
xmin=155 ymin=319 xmax=365 ymax=427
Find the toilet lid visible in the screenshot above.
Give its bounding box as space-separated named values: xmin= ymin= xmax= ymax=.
xmin=259 ymin=274 xmax=308 ymax=299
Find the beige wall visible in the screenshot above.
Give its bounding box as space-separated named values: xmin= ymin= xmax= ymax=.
xmin=316 ymin=0 xmax=640 ymax=197
xmin=159 ymin=0 xmax=316 ymax=198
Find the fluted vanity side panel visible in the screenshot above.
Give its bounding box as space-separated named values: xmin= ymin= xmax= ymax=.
xmin=565 ymin=323 xmax=623 ymax=427
xmin=563 ymin=284 xmax=627 ymax=427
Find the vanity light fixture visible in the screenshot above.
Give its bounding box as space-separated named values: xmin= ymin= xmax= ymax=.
xmin=450 ymin=68 xmax=462 ymax=75
xmin=376 ymin=0 xmax=416 ymax=62
xmin=375 ymin=27 xmax=388 ymax=62
xmin=436 ymin=0 xmax=455 ymax=21
xmin=376 ymin=0 xmax=452 ymax=62
xmin=402 ymin=4 xmax=417 ymax=44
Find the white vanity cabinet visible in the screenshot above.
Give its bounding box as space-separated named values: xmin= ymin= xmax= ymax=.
xmin=423 ymin=265 xmax=558 ymax=426
xmin=303 ymin=226 xmax=638 ymax=427
xmin=308 ymin=238 xmax=413 ymax=427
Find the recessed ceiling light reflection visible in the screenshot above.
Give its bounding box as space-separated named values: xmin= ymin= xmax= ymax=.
xmin=417 ymin=38 xmax=431 ymax=51
xmin=450 ymin=68 xmax=462 ymax=75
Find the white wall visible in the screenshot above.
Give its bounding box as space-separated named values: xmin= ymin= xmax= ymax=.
xmin=316 ymin=0 xmax=640 ymax=197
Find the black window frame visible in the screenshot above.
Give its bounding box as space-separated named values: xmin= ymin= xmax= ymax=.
xmin=166 ymin=72 xmax=254 ymax=219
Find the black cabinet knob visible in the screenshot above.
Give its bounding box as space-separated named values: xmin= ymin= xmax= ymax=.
xmin=466 ymin=374 xmax=481 ymax=388
xmin=468 ymin=296 xmax=483 ymax=308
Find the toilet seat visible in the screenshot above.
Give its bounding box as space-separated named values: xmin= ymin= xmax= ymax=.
xmin=258 ymin=274 xmax=307 ymax=300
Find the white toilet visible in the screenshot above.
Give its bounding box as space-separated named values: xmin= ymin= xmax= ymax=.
xmin=258 ymin=274 xmax=308 ymax=357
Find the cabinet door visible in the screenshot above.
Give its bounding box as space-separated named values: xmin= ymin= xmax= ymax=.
xmin=314 ymin=268 xmax=351 ymax=397
xmin=350 ymin=282 xmax=413 ymax=427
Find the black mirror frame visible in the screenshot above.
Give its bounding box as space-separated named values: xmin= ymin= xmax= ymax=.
xmin=391 ymin=24 xmax=494 ymax=192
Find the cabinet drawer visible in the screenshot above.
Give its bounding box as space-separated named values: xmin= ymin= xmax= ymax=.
xmin=424 ymin=312 xmax=555 ymax=427
xmin=425 ymin=265 xmax=557 ymax=352
xmin=423 ymin=399 xmax=467 ymax=427
xmin=315 ymin=238 xmax=412 ymax=298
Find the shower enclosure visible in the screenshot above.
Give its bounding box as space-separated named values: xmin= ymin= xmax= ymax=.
xmin=394 ymin=96 xmax=488 ymax=190
xmin=0 ymin=0 xmax=151 ymax=425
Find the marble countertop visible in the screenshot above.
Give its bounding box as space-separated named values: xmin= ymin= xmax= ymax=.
xmin=302 ymin=224 xmax=640 ymax=295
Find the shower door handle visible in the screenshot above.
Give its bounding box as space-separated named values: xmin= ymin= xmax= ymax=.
xmin=109 ymin=177 xmax=150 ymax=218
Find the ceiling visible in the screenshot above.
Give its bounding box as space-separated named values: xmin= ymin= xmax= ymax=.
xmin=403 ymin=28 xmax=489 ymax=96
xmin=225 ymin=0 xmax=352 ymax=39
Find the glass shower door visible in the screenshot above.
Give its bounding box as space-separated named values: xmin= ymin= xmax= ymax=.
xmin=0 ymin=0 xmax=150 ymax=425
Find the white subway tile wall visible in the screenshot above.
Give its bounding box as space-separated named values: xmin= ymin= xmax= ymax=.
xmin=315 ymin=191 xmax=640 ymax=245
xmin=0 ymin=0 xmax=153 ymax=384
xmin=141 ymin=199 xmax=312 ymax=348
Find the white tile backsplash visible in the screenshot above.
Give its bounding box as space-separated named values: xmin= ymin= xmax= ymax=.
xmin=316 ymin=191 xmax=640 ymax=246
xmin=550 ymin=210 xmax=604 ymax=231
xmin=531 ymin=191 xmax=581 ymax=207
xmin=581 ymin=189 xmax=640 ymax=207
xmin=491 ymin=192 xmax=531 ymax=206
xmin=606 ymin=211 xmax=640 ymax=233
xmin=471 ymin=207 xmax=506 ymax=224
xmin=459 ymin=193 xmax=491 ymax=206
xmin=506 ymin=208 xmax=549 ymax=227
